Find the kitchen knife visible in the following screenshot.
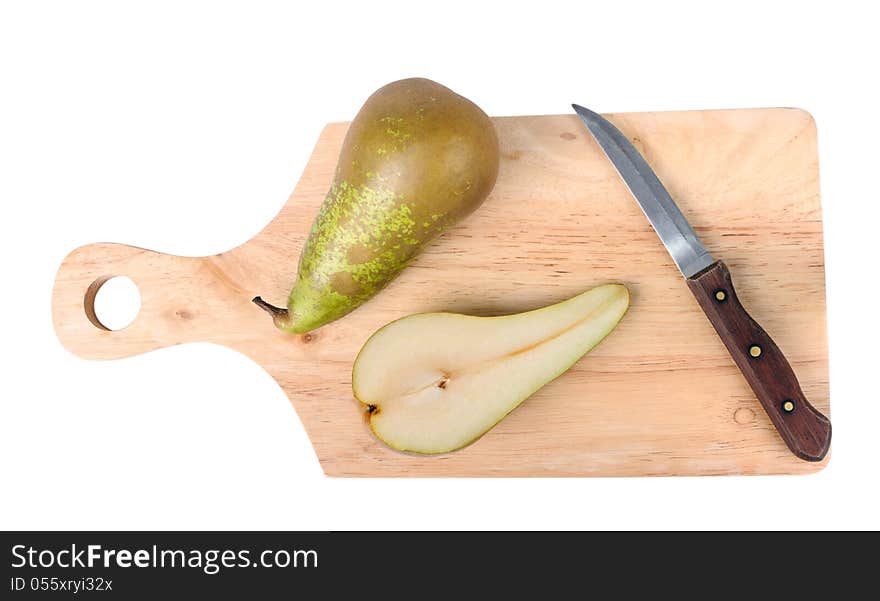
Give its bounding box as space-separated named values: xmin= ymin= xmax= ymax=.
xmin=572 ymin=104 xmax=831 ymax=461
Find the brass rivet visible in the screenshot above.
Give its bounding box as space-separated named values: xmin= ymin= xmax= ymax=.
xmin=749 ymin=345 xmax=762 ymax=358
xmin=782 ymin=400 xmax=795 ymax=413
xmin=715 ymin=290 xmax=727 ymax=302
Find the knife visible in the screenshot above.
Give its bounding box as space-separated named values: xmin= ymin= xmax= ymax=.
xmin=572 ymin=104 xmax=831 ymax=461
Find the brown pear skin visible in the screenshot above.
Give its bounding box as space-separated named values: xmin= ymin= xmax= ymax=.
xmin=254 ymin=78 xmax=500 ymax=334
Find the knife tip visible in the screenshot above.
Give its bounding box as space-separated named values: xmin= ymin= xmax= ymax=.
xmin=571 ymin=103 xmax=595 ymax=120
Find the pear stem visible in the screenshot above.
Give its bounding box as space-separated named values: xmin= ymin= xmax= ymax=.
xmin=252 ymin=296 xmax=291 ymax=329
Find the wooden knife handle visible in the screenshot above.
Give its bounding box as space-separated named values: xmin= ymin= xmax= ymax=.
xmin=687 ymin=261 xmax=831 ymax=461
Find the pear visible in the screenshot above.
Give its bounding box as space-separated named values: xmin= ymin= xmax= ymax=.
xmin=254 ymin=78 xmax=500 ymax=333
xmin=353 ymin=284 xmax=630 ymax=454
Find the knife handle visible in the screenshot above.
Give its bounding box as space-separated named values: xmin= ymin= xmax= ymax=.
xmin=686 ymin=261 xmax=831 ymax=461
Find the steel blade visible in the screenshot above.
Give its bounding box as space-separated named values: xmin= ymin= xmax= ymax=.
xmin=572 ymin=104 xmax=714 ymax=278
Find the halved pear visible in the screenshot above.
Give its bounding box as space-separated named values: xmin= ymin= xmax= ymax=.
xmin=352 ymin=284 xmax=630 ymax=454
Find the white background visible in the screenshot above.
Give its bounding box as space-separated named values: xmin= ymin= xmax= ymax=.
xmin=1 ymin=1 xmax=878 ymax=530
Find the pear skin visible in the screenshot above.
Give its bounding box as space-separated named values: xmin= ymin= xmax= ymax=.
xmin=255 ymin=78 xmax=500 ymax=333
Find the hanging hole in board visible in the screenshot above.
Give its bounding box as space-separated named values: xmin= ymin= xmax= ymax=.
xmin=84 ymin=276 xmax=141 ymax=331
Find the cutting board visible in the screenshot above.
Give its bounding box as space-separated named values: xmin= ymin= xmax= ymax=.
xmin=52 ymin=108 xmax=829 ymax=476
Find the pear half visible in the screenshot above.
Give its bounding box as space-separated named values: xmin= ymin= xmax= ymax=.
xmin=352 ymin=284 xmax=630 ymax=454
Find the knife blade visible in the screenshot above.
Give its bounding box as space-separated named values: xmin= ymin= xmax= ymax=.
xmin=573 ymin=104 xmax=831 ymax=461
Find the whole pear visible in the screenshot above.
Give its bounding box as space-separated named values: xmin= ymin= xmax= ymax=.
xmin=255 ymin=78 xmax=500 ymax=333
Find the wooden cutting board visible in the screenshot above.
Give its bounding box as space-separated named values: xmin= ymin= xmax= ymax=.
xmin=51 ymin=108 xmax=829 ymax=476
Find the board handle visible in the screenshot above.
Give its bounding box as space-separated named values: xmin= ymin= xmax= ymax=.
xmin=687 ymin=261 xmax=831 ymax=461
xmin=52 ymin=243 xmax=254 ymax=360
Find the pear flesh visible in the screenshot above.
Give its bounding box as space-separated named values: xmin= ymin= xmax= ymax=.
xmin=353 ymin=284 xmax=630 ymax=454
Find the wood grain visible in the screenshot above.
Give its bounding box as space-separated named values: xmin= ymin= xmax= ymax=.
xmin=51 ymin=109 xmax=830 ymax=476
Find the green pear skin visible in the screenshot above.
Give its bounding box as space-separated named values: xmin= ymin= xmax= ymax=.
xmin=254 ymin=78 xmax=500 ymax=333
